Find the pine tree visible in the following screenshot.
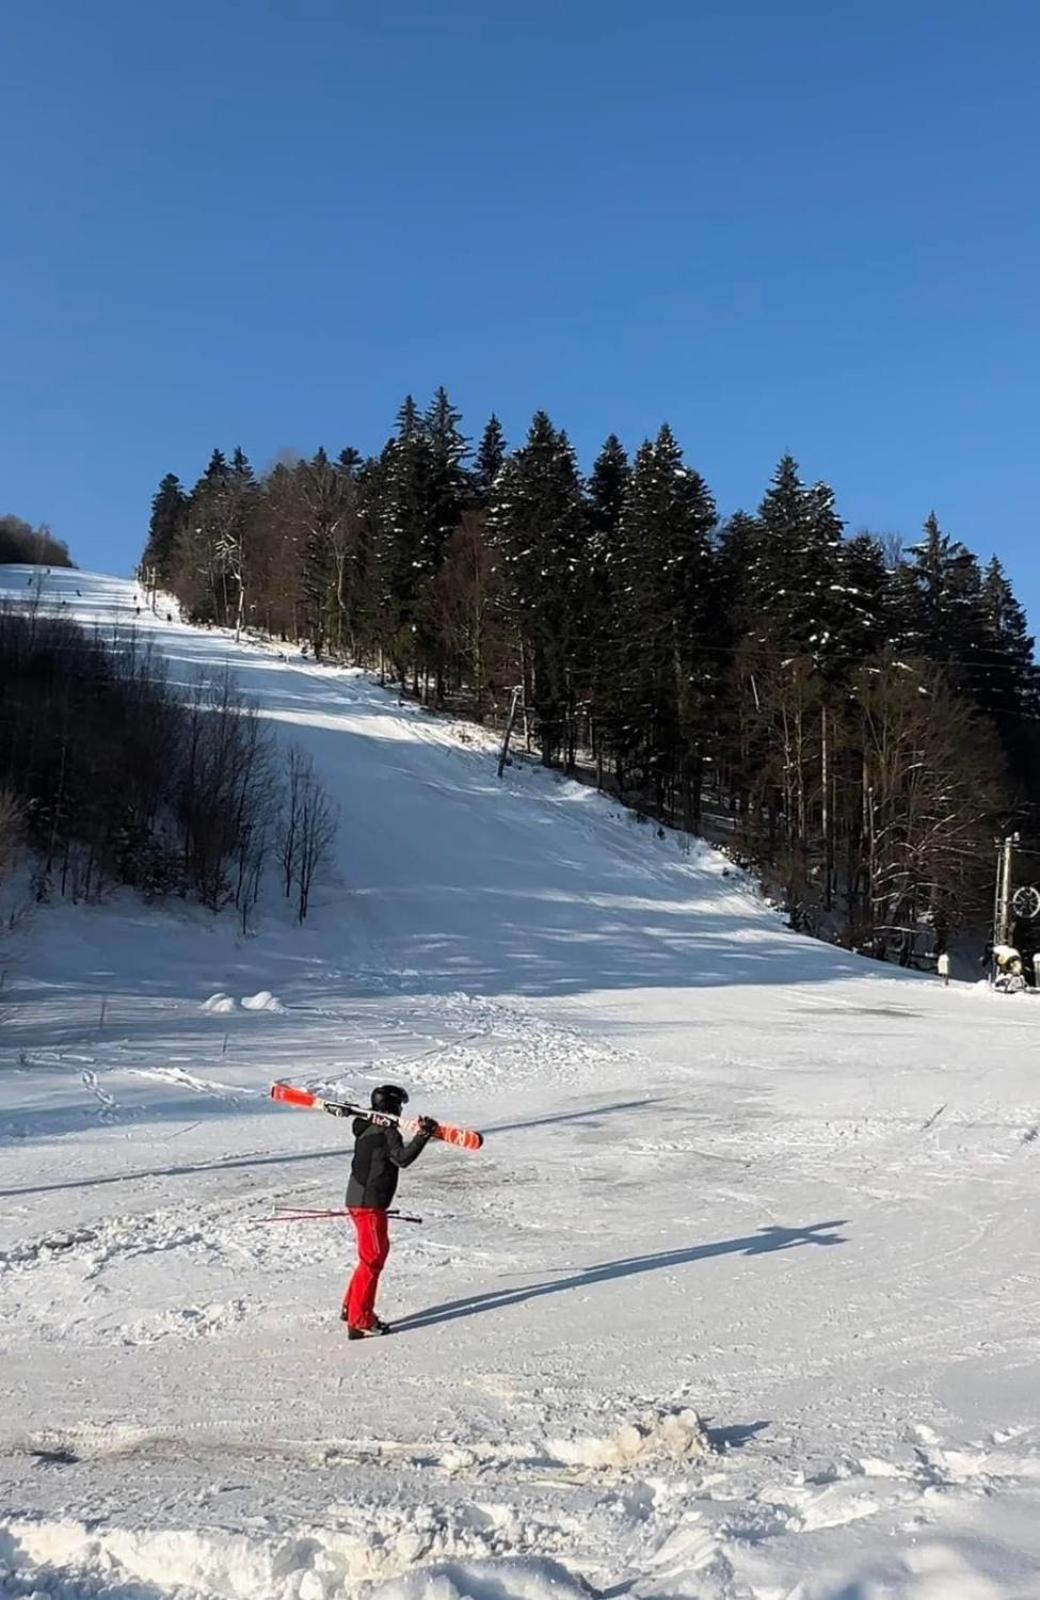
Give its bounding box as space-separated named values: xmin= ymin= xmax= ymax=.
xmin=906 ymin=513 xmax=980 ymax=651
xmin=178 ymin=448 xmax=257 ymax=632
xmin=607 ymin=425 xmax=716 ymax=819
xmin=584 ymin=435 xmax=631 ymax=773
xmin=492 ymin=411 xmax=589 ymax=764
xmin=713 ymin=511 xmax=760 ymax=639
xmin=173 ymin=450 xmax=232 ymax=622
xmin=203 ymin=448 xmax=230 ymax=484
xmin=474 ymin=414 xmax=507 ymax=504
xmin=587 ymin=434 xmax=630 ymax=545
xmin=708 ymin=510 xmax=763 ymax=815
xmin=902 ymin=513 xmax=992 ymax=705
xmin=396 ymin=395 xmax=422 ymax=440
xmin=979 ymin=556 xmax=1037 ymax=720
xmin=839 ymin=532 xmax=892 ymax=658
xmin=371 ymin=400 xmax=435 ymax=679
xmin=746 ymin=456 xmax=845 ymax=661
xmin=884 ymin=549 xmax=922 ymax=657
xmin=142 ymin=474 xmax=187 ymax=589
xmin=426 ymin=387 xmax=468 ymax=466
xmin=424 ymin=386 xmax=470 ymax=565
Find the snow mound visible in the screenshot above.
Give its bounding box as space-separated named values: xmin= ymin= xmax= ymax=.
xmin=0 ymin=1516 xmax=592 ymax=1600
xmin=369 ymin=1557 xmax=593 ymax=1600
xmin=201 ymin=990 xmax=286 ymax=1014
xmin=546 ymin=1406 xmax=709 ymax=1472
xmin=240 ymin=990 xmax=285 ymax=1012
xmin=202 ymin=992 xmax=236 ymax=1014
xmin=118 ymin=1298 xmax=249 ymax=1345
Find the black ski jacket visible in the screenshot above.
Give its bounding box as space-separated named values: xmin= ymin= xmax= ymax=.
xmin=346 ymin=1117 xmax=430 ymax=1210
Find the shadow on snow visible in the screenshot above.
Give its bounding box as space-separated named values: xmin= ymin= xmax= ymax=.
xmin=396 ymin=1220 xmax=848 ymax=1332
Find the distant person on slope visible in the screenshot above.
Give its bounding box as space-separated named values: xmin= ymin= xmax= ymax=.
xmin=342 ymin=1084 xmax=434 ymax=1339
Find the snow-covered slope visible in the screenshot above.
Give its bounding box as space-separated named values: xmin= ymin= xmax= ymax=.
xmin=2 ymin=567 xmax=1039 ymax=1600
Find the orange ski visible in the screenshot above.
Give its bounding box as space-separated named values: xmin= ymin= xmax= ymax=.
xmin=270 ymin=1081 xmax=484 ymax=1151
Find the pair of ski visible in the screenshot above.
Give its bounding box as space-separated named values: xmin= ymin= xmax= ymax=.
xmin=270 ymin=1080 xmax=484 ymax=1152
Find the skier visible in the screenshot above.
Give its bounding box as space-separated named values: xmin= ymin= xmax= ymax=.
xmin=342 ymin=1084 xmax=434 ymax=1338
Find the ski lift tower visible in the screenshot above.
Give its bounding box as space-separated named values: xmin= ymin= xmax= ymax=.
xmin=992 ymin=833 xmax=1019 ymax=980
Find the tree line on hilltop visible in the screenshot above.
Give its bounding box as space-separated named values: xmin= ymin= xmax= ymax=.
xmin=0 ymin=514 xmax=75 ymax=569
xmin=140 ymin=390 xmax=1039 ymax=965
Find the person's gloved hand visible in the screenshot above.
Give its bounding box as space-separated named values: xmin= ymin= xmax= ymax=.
xmin=417 ymin=1115 xmax=438 ymax=1137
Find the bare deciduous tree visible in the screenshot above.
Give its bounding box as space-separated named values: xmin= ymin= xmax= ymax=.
xmin=277 ymin=745 xmax=306 ymax=900
xmin=0 ymin=787 xmax=23 ymax=893
xmin=277 ymin=750 xmax=337 ymax=923
xmin=852 ymin=656 xmax=1003 ymax=963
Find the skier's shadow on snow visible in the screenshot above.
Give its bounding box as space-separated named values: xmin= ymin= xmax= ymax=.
xmin=396 ymin=1220 xmax=847 ymax=1332
xmin=484 ymin=1096 xmax=666 ymax=1136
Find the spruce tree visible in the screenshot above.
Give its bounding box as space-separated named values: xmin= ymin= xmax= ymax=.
xmin=585 ymin=435 xmax=631 ymax=772
xmin=713 ymin=511 xmax=760 ymax=639
xmin=884 ymin=549 xmax=922 ymax=657
xmin=362 ymin=392 xmax=467 ymax=694
xmin=424 ymin=386 xmax=470 ymax=565
xmin=426 ymin=387 xmax=468 ymax=466
xmin=980 ymin=556 xmax=1037 ymax=720
xmin=587 ymin=434 xmax=630 ymax=544
xmin=903 ymin=513 xmax=992 ymax=701
xmin=174 ymin=450 xmax=233 ymax=621
xmin=906 ymin=513 xmax=980 ymax=650
xmin=474 ymin=414 xmax=507 ymax=504
xmin=493 ymin=411 xmax=588 ymax=764
xmin=142 ymin=474 xmax=187 ymax=589
xmin=396 ymin=395 xmax=422 ymax=440
xmin=711 ymin=510 xmax=766 ymax=813
xmin=747 ymin=456 xmax=844 ymax=661
xmin=371 ymin=400 xmax=435 ymax=678
xmin=203 ymin=448 xmax=230 ymax=484
xmin=839 ymin=532 xmax=892 ymax=659
xmin=608 ymin=424 xmax=716 ymax=820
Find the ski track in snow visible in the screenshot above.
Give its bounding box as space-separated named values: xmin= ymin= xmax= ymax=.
xmin=2 ymin=568 xmax=1040 ymax=1600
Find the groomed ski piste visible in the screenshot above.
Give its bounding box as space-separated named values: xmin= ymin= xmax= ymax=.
xmin=2 ymin=567 xmax=1039 ymax=1600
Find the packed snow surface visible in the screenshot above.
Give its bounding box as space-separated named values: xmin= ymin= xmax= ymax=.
xmin=2 ymin=567 xmax=1039 ymax=1600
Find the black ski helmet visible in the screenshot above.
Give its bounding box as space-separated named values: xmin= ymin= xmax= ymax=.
xmin=371 ymin=1083 xmax=409 ymax=1114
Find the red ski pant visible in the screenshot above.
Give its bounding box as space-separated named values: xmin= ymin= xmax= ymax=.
xmin=345 ymin=1207 xmax=390 ymax=1328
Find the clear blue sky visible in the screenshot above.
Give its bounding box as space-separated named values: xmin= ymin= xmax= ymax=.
xmin=3 ymin=1 xmax=1038 ymax=622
